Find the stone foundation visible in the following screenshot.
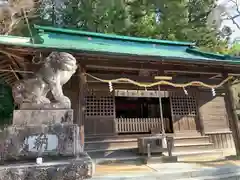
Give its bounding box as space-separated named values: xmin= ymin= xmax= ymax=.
xmin=0 ymin=156 xmax=93 ymax=180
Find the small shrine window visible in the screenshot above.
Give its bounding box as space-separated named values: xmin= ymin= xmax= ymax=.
xmin=171 ymin=96 xmax=197 ymax=116
xmin=85 ymin=90 xmax=114 ymax=117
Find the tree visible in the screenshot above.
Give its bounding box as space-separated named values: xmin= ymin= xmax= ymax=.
xmin=186 ymin=0 xmax=228 ymax=53
xmin=61 ymin=0 xmax=128 ymax=34
xmin=208 ymin=0 xmax=240 ymax=41
xmin=6 ymin=0 xmax=228 ymax=53
xmin=0 ymin=0 xmax=35 ymax=35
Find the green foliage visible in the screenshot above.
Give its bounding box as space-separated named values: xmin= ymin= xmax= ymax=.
xmin=62 ymin=0 xmax=128 ymax=34
xmin=228 ymin=44 xmax=240 ymax=56
xmin=24 ymin=0 xmax=229 ymax=53
xmin=0 ymin=82 xmax=14 ymax=126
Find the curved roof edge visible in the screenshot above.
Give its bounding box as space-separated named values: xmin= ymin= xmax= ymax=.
xmin=34 ymin=25 xmax=195 ymax=47
xmin=186 ymin=47 xmax=239 ymax=60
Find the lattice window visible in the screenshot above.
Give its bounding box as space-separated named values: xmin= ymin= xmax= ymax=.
xmin=85 ymin=91 xmax=114 ymax=117
xmin=171 ymin=96 xmax=197 ymax=116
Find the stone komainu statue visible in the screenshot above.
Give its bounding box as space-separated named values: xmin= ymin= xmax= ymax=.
xmin=12 ymin=52 xmax=78 ymax=109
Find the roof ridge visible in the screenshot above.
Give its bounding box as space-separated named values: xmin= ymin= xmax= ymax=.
xmin=34 ymin=25 xmax=195 ymax=46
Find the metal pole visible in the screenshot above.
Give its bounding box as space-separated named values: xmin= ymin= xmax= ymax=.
xmin=158 ymin=85 xmax=165 ymax=136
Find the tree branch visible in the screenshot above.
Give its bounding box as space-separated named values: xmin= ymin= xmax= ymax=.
xmin=0 ymin=0 xmax=36 ymax=35
xmin=229 ymin=0 xmax=240 ymax=15
xmin=221 ymin=0 xmax=240 ymax=30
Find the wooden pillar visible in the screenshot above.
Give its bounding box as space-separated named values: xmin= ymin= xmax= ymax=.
xmin=224 ymin=75 xmax=240 ymax=156
xmin=78 ymin=65 xmax=87 ymax=149
xmin=197 ymin=88 xmax=205 ymax=135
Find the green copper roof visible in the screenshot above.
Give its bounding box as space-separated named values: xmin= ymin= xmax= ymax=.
xmin=34 ymin=25 xmax=195 ymax=46
xmin=0 ymin=25 xmax=239 ymax=65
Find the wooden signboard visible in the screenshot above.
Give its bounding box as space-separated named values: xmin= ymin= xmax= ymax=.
xmin=114 ymin=90 xmax=169 ymax=97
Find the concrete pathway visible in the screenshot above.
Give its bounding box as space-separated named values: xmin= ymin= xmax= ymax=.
xmin=92 ymin=160 xmax=240 ymax=180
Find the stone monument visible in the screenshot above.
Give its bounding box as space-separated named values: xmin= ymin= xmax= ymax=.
xmin=0 ymin=52 xmax=93 ymax=180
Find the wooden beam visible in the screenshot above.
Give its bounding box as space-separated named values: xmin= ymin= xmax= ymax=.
xmin=0 ymin=60 xmax=10 ymax=66
xmin=7 ymin=55 xmax=25 ymax=68
xmin=86 ymin=73 xmax=224 ymax=86
xmin=224 ymin=74 xmax=240 ymax=156
xmin=78 ymin=65 xmax=87 ymax=150
xmin=164 ymin=70 xmax=220 ymax=75
xmin=3 ymin=76 xmax=16 ymax=84
xmin=9 ymin=65 xmax=19 ymax=80
xmin=0 ymin=72 xmax=11 ymax=77
xmin=86 ymin=64 xmax=158 ymax=72
xmin=0 ymin=49 xmax=25 ymax=62
xmin=84 ymin=59 xmax=240 ymax=75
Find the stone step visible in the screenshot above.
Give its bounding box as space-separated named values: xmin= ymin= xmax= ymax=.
xmin=0 ymin=156 xmax=93 ymax=180
xmin=85 ymin=136 xmax=211 ymax=151
xmin=0 ymin=124 xmax=82 ymax=163
xmin=87 ymin=148 xmax=225 ymax=165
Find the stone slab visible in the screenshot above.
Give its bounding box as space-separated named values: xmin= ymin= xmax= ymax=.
xmin=12 ymin=109 xmax=73 ymax=126
xmin=0 ymin=124 xmax=83 ymax=163
xmin=0 ymin=156 xmax=94 ymax=180
xmin=91 ymin=169 xmax=240 ymax=180
xmin=91 ymin=163 xmax=240 ymax=180
xmin=143 ymin=156 xmax=178 ymax=164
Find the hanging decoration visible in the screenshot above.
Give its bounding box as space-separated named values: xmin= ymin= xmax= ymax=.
xmin=108 ymin=82 xmax=113 ymax=92
xmin=183 ymin=87 xmax=188 ymax=95
xmin=212 ymin=88 xmax=216 ymax=96
xmin=86 ymin=73 xmax=233 ymax=89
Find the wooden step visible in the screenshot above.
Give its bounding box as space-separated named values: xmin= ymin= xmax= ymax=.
xmin=173 ymin=143 xmax=214 ymax=152
xmin=88 ymin=149 xmax=225 ymax=164
xmin=85 ymin=136 xmax=211 ymax=152
xmin=86 ymin=142 xmax=213 ymax=153
xmin=175 ymin=136 xmax=210 ymax=144
xmin=85 ymin=134 xmax=154 ymax=141
xmin=170 ymin=150 xmax=225 ymax=162
xmin=85 ymin=139 xmax=137 ymax=151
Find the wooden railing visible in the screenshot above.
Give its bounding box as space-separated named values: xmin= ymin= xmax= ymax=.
xmin=115 ymin=118 xmax=169 ymax=133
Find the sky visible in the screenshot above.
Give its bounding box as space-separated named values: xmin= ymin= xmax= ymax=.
xmin=217 ymin=0 xmax=240 ymax=43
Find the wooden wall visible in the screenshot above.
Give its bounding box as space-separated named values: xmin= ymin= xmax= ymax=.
xmin=198 ymin=90 xmax=230 ymax=133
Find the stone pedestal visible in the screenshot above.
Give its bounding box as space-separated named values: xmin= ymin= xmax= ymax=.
xmin=0 ymin=109 xmax=93 ymax=179
xmin=13 ymin=109 xmax=73 ymax=125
